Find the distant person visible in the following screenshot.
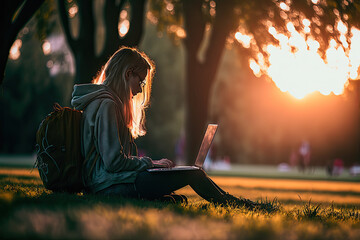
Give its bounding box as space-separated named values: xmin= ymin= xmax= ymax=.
xmin=332 ymin=158 xmax=344 ymax=176
xmin=298 ymin=139 xmax=311 ymax=172
xmin=71 ymin=47 xmax=257 ymax=208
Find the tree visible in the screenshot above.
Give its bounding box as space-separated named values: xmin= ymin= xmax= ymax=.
xmin=149 ymin=0 xmax=360 ymax=163
xmin=0 ymin=0 xmax=45 ymax=85
xmin=57 ymin=0 xmax=147 ymax=84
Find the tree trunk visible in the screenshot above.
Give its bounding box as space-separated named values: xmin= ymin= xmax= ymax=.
xmin=183 ymin=0 xmax=236 ymax=163
xmin=74 ymin=51 xmax=100 ymax=84
xmin=185 ymin=56 xmax=212 ymax=163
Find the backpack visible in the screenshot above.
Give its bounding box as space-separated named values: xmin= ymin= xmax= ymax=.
xmin=35 ymin=103 xmax=85 ymax=193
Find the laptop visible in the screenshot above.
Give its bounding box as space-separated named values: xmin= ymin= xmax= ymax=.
xmin=147 ymin=124 xmax=218 ymax=172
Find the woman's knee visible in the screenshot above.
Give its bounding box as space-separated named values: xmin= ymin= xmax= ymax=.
xmin=192 ymin=168 xmax=207 ymax=177
xmin=182 ymin=168 xmax=208 ymax=182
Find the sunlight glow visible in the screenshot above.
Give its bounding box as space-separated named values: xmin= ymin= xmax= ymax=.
xmin=266 ymin=27 xmax=356 ymax=99
xmin=337 ymin=20 xmax=348 ymax=34
xmin=249 ymin=59 xmax=261 ymax=77
xmin=235 ymin=32 xmax=251 ymax=48
xmin=42 ymin=40 xmax=51 ymax=55
xmin=120 ymin=10 xmax=127 ymax=19
xmin=176 ymin=28 xmax=186 ymax=38
xmin=166 ymin=3 xmax=174 ymax=12
xmin=209 ymin=1 xmax=216 ymax=16
xmin=146 ymin=11 xmax=158 ymax=24
xmin=280 ymin=2 xmax=290 ymax=11
xmin=68 ymin=5 xmax=78 ymax=18
xmin=302 ymin=19 xmax=311 ymax=27
xmin=168 ymin=25 xmax=186 ymax=38
xmin=349 ymin=29 xmax=360 ymax=79
xmin=236 ymin=21 xmax=360 ymax=99
xmin=9 ymin=39 xmax=22 ymax=60
xmin=118 ymin=20 xmax=129 ymax=37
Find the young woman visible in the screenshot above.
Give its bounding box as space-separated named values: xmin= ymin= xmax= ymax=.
xmin=71 ymin=46 xmax=256 ymax=208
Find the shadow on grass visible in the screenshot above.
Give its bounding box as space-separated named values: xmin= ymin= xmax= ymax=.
xmin=0 ymin=178 xmax=282 ymax=228
xmin=0 ymin=191 xmax=281 ymax=221
xmin=0 ymin=192 xmax=165 ymax=240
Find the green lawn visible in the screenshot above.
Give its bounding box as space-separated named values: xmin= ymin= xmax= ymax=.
xmin=0 ymin=156 xmax=360 ymax=239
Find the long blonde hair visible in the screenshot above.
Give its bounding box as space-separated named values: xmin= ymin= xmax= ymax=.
xmin=93 ymin=46 xmax=155 ymax=138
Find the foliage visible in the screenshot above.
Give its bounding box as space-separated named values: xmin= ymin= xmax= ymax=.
xmin=34 ymin=0 xmax=57 ymax=41
xmin=149 ymin=0 xmax=360 ymax=67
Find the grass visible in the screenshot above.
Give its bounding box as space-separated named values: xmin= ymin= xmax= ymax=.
xmin=209 ymin=164 xmax=360 ymax=182
xmin=1 ymin=164 xmax=360 ymax=239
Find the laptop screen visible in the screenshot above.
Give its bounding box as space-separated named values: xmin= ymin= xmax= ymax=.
xmin=194 ymin=124 xmax=218 ymax=167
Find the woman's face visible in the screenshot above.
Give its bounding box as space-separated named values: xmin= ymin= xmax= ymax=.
xmin=128 ymin=69 xmax=147 ymax=98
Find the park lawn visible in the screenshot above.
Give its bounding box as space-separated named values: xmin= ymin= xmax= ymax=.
xmin=0 ymin=167 xmax=360 ymax=239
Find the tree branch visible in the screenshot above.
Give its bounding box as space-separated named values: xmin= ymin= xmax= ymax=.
xmin=2 ymin=0 xmax=23 ymax=24
xmin=183 ymin=0 xmax=206 ymax=55
xmin=204 ymin=0 xmax=236 ymax=80
xmin=102 ymin=0 xmax=123 ymax=59
xmin=10 ymin=0 xmax=45 ymax=45
xmin=77 ymin=0 xmax=96 ymax=56
xmin=57 ymin=0 xmax=77 ymax=53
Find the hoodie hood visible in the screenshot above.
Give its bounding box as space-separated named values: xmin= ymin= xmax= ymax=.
xmin=71 ymin=84 xmax=122 ymax=110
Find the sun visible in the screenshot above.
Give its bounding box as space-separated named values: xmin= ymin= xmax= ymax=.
xmin=236 ymin=22 xmax=360 ymax=99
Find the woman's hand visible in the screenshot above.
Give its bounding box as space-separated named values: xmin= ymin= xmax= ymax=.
xmin=151 ymin=159 xmax=175 ymax=168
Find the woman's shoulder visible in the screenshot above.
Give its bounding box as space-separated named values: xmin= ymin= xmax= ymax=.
xmin=97 ymin=98 xmax=119 ymax=113
xmin=99 ymin=90 xmax=123 ymax=107
xmin=96 ymin=96 xmax=126 ymax=125
xmin=83 ymin=96 xmax=118 ymax=116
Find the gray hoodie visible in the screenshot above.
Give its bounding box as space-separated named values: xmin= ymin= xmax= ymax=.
xmin=71 ymin=84 xmax=153 ymax=193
